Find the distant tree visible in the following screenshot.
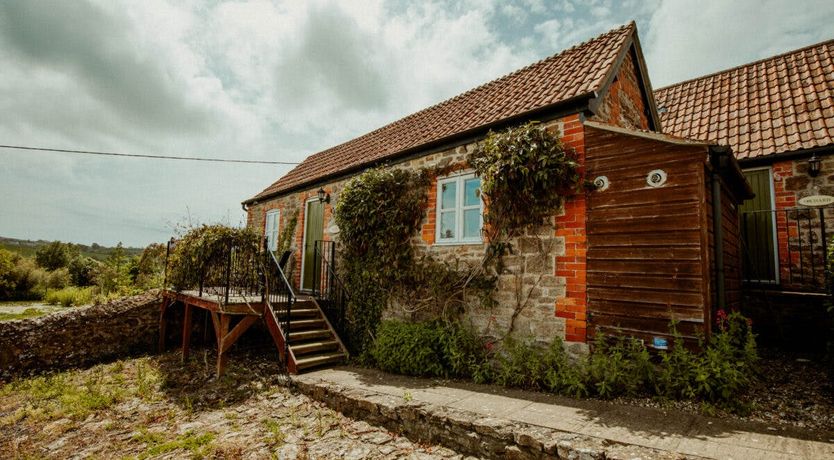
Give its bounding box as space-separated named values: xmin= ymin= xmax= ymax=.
xmin=96 ymin=242 xmax=133 ymax=294
xmin=34 ymin=241 xmax=74 ymax=270
xmin=68 ymin=256 xmax=99 ymax=286
xmin=9 ymin=256 xmax=47 ymax=300
xmin=0 ymin=248 xmax=16 ymax=298
xmin=133 ymin=243 xmax=166 ymax=288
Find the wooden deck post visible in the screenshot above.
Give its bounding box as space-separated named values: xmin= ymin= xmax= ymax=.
xmin=158 ymin=298 xmax=169 ymax=353
xmin=216 ymin=315 xmax=258 ymax=377
xmin=215 ymin=315 xmax=230 ymax=376
xmin=181 ymin=303 xmax=193 ymax=362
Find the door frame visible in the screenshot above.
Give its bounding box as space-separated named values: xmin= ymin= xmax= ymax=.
xmin=300 ymin=197 xmax=324 ymax=292
xmin=741 ymin=165 xmax=780 ymax=284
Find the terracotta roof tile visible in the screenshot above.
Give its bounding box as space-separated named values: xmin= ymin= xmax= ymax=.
xmin=249 ymin=22 xmax=636 ymax=201
xmin=656 ymin=39 xmax=834 ymax=160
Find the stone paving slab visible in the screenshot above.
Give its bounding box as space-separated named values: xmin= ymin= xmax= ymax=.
xmin=295 ymin=366 xmax=834 ymax=460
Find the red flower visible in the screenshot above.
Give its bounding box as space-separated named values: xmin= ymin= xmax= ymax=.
xmin=715 ymin=309 xmax=729 ymax=330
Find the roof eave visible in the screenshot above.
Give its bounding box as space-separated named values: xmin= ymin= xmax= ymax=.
xmin=736 ymin=144 xmax=834 ymax=167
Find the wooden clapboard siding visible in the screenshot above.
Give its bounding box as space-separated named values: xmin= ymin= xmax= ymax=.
xmin=585 ymin=125 xmax=712 ymax=342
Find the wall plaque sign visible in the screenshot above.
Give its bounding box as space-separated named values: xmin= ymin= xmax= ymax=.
xmin=798 ymin=194 xmax=834 ymax=207
xmin=652 ymin=337 xmax=669 ymax=350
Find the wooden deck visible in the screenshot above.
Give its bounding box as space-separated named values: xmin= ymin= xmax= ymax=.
xmin=160 ymin=289 xmax=266 ymax=376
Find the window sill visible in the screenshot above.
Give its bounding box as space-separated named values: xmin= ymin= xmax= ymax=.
xmin=432 ymin=240 xmax=484 ymax=247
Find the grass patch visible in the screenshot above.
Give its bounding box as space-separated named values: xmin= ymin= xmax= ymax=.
xmin=0 ymin=357 xmax=162 ymax=424
xmin=262 ymin=418 xmax=286 ymax=446
xmin=44 ymin=286 xmax=94 ymax=307
xmin=134 ymin=429 xmax=216 ymax=459
xmin=0 ymin=307 xmax=45 ymax=321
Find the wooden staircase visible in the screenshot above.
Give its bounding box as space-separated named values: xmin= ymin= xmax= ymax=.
xmin=265 ymin=297 xmax=348 ymax=374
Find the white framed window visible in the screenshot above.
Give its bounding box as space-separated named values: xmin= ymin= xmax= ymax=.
xmin=436 ymin=173 xmax=483 ymax=244
xmin=265 ymin=209 xmax=280 ymax=251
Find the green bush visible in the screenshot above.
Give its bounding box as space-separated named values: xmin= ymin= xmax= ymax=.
xmin=375 ymin=312 xmax=758 ymax=411
xmin=44 ymin=286 xmax=94 ymax=308
xmin=370 ymin=320 xmax=488 ymax=379
xmin=586 ymin=335 xmax=654 ymax=398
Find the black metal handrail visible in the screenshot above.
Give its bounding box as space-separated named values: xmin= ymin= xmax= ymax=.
xmin=741 ymin=206 xmax=831 ymax=289
xmin=312 ymin=240 xmax=348 ymax=341
xmin=263 ymin=242 xmax=295 ymax=361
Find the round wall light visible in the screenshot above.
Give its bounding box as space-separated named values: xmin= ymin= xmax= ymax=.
xmin=646 ymin=169 xmax=667 ymax=188
xmin=593 ymin=176 xmax=610 ymax=191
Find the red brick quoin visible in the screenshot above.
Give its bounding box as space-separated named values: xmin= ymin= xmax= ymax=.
xmin=555 ymin=114 xmax=588 ymax=343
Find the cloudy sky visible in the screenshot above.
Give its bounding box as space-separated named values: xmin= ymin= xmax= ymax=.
xmin=1 ymin=0 xmax=833 ymax=247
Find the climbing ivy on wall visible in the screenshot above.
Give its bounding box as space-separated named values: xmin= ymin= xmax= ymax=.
xmin=334 ymin=168 xmax=430 ymax=355
xmin=276 ymin=209 xmax=298 ymax=255
xmin=472 ymin=121 xmax=583 ymax=255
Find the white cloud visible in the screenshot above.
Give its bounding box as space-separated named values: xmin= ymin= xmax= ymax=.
xmin=645 ymin=0 xmax=834 ymax=87
xmin=0 ymin=0 xmax=832 ymax=246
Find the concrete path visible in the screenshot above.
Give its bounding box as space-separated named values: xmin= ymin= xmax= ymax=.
xmin=298 ymin=366 xmax=834 ymax=460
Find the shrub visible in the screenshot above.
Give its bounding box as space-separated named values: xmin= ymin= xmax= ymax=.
xmin=44 ymin=286 xmax=94 ymax=308
xmin=586 ymin=334 xmax=654 ymax=398
xmin=381 ymin=312 xmax=759 ymax=410
xmin=370 ymin=320 xmax=488 ymax=379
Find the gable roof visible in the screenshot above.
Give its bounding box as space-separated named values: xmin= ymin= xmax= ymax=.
xmin=246 ymin=22 xmax=641 ymax=203
xmin=655 ymin=39 xmax=834 ymax=161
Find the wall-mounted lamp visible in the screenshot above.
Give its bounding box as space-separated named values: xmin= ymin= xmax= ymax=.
xmin=808 ymin=154 xmax=821 ymax=178
xmin=317 ymin=187 xmax=330 ymax=203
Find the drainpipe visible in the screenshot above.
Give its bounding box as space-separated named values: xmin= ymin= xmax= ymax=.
xmin=711 ymin=156 xmax=726 ymax=314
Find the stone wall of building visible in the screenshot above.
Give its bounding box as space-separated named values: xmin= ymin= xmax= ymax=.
xmin=247 ymin=116 xmax=588 ymax=345
xmin=0 ymin=292 xmax=161 ymax=378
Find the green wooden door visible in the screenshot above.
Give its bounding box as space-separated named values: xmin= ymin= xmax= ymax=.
xmin=302 ymin=200 xmax=324 ymax=290
xmin=739 ymin=169 xmax=777 ymax=283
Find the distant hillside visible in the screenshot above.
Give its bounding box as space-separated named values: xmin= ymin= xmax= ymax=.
xmin=0 ymin=236 xmax=144 ymax=261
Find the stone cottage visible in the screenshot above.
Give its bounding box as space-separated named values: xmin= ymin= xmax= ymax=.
xmin=243 ymin=22 xmax=750 ymax=364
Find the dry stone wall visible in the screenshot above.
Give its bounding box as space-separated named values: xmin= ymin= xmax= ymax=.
xmin=0 ymin=292 xmax=160 ymax=378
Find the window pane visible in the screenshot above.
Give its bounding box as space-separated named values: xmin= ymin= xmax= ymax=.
xmin=464 ymin=178 xmax=480 ymax=207
xmin=463 ymin=209 xmax=480 ymax=238
xmin=441 ymin=181 xmax=457 ymax=210
xmin=440 ymin=211 xmax=456 ymax=239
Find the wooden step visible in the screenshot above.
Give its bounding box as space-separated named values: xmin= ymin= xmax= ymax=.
xmin=288 ymin=329 xmax=332 ymax=342
xmin=275 ymin=308 xmax=319 ymax=318
xmin=291 ymin=340 xmax=339 ymax=355
xmin=288 ymin=318 xmax=325 ymax=330
xmin=294 ymin=352 xmax=345 ymax=371
xmin=294 ymin=300 xmax=318 ymax=309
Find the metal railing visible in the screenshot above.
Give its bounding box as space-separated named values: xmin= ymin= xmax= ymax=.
xmin=312 ymin=240 xmax=348 ymax=340
xmin=263 ymin=241 xmax=295 ymax=361
xmin=164 ymin=237 xmax=261 ymax=303
xmin=741 ymin=206 xmax=832 ymax=290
